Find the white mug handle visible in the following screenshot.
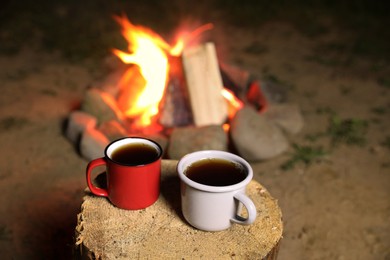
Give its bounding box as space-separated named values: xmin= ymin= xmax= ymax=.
xmin=231 ymin=193 xmax=257 ymax=225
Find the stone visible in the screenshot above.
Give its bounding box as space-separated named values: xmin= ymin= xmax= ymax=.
xmin=65 ymin=111 xmax=97 ymax=144
xmin=81 ymin=88 xmax=123 ymax=125
xmin=230 ymin=106 xmax=289 ymax=161
xmin=98 ymin=120 xmax=128 ymax=142
xmin=80 ymin=127 xmax=110 ymax=161
xmin=168 ymin=125 xmax=228 ymax=160
xmin=259 ymin=79 xmax=290 ymax=104
xmin=264 ymin=103 xmax=304 ymax=135
xmin=90 ymin=66 xmax=128 ymax=98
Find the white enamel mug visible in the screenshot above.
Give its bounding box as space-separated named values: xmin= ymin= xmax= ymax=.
xmin=177 ymin=150 xmax=257 ymax=231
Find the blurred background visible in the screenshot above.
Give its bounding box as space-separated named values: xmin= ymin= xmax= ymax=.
xmin=0 ymin=1 xmax=389 ymax=259
xmin=1 ymin=0 xmax=389 ymax=61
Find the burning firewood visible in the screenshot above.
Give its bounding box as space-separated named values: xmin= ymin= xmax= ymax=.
xmin=158 ymin=56 xmax=193 ymax=128
xmin=182 ymin=42 xmax=228 ymax=126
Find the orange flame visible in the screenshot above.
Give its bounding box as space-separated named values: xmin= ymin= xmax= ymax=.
xmin=221 ymin=88 xmax=243 ymax=132
xmin=221 ymin=88 xmax=243 ymax=119
xmin=169 ymin=23 xmax=214 ymax=56
xmin=113 ymin=16 xmax=174 ymax=127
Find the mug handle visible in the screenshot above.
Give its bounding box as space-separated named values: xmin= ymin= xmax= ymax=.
xmin=86 ymin=158 xmax=109 ymax=197
xmin=231 ymin=193 xmax=257 ymax=225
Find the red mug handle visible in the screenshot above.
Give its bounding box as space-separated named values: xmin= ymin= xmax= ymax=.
xmin=86 ymin=158 xmax=109 ymax=197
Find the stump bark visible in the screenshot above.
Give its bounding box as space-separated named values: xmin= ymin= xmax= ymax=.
xmin=75 ymin=160 xmax=283 ymax=259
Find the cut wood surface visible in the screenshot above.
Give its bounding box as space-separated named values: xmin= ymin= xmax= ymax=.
xmin=75 ymin=160 xmax=283 ymax=259
xmin=182 ymin=42 xmax=228 ymax=126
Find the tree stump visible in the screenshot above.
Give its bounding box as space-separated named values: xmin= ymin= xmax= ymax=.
xmin=75 ymin=160 xmax=283 ymax=259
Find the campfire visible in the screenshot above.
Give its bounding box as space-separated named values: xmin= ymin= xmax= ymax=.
xmin=110 ymin=16 xmax=249 ymax=132
xmin=66 ymin=15 xmax=304 ymax=162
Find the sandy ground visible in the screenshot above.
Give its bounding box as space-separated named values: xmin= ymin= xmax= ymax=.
xmin=0 ymin=19 xmax=389 ymax=260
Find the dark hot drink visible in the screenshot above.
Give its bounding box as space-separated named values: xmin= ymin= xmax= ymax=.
xmin=111 ymin=143 xmax=160 ymax=165
xmin=87 ymin=137 xmax=163 ymax=210
xmin=185 ymin=158 xmax=247 ymax=186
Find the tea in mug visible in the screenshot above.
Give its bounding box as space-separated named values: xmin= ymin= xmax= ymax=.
xmin=111 ymin=143 xmax=160 ymax=165
xmin=185 ymin=158 xmax=247 ymax=186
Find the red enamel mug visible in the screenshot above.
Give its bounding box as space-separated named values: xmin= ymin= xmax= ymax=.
xmin=86 ymin=137 xmax=163 ymax=210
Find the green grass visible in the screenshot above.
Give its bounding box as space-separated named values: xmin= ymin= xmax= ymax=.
xmin=309 ymin=108 xmax=369 ymax=147
xmin=295 ymin=112 xmax=370 ymax=170
xmin=281 ymin=143 xmax=328 ymax=170
xmin=327 ymin=116 xmax=369 ymax=146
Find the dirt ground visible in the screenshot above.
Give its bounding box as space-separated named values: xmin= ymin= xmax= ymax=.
xmin=0 ymin=2 xmax=389 ymax=259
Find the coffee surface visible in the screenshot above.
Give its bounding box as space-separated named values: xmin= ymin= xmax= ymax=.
xmin=185 ymin=158 xmax=247 ymax=186
xmin=111 ymin=143 xmax=159 ymax=165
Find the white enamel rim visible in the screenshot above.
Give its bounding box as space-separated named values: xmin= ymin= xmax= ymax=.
xmin=105 ymin=137 xmax=163 ymax=166
xmin=177 ymin=150 xmax=253 ymax=193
